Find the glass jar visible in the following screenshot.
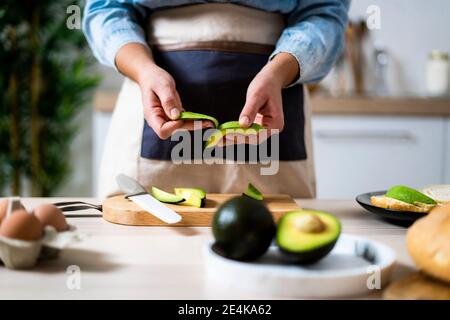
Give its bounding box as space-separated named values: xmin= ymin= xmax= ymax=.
xmin=425 ymin=50 xmax=449 ymax=96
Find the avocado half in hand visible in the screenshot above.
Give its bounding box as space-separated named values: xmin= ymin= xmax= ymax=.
xmin=276 ymin=210 xmax=341 ymax=264
xmin=212 ymin=196 xmax=276 ymax=261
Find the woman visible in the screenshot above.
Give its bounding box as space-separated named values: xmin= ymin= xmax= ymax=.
xmin=83 ymin=1 xmax=349 ymax=199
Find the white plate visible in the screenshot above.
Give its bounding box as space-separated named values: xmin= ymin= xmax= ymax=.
xmin=203 ymin=234 xmax=396 ymax=298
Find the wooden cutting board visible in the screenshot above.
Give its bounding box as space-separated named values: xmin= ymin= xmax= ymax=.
xmin=102 ymin=194 xmax=300 ymax=226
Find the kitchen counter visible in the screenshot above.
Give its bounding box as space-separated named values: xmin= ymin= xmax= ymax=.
xmin=311 ymin=95 xmax=450 ymax=116
xmin=0 ymin=198 xmax=416 ymax=299
xmin=93 ymin=90 xmax=450 ymax=116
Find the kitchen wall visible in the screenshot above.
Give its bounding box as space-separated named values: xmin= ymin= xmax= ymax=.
xmin=57 ymin=0 xmax=450 ymax=197
xmin=347 ymin=0 xmax=450 ymax=96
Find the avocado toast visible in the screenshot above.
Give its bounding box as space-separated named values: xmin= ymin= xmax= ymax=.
xmin=371 ymin=185 xmax=437 ymax=213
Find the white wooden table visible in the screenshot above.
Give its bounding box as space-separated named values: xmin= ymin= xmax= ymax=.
xmin=0 ymin=198 xmax=416 ymax=299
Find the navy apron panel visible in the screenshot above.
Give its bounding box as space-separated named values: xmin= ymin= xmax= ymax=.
xmin=141 ymin=50 xmax=306 ymax=161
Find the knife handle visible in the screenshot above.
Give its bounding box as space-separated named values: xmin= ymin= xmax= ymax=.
xmin=53 ymin=201 xmax=102 ymax=212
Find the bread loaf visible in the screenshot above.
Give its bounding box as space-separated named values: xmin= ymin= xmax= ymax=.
xmin=407 ymin=204 xmax=450 ymax=284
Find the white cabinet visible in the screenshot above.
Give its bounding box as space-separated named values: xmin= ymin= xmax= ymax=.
xmin=312 ymin=116 xmax=446 ymax=198
xmin=445 ymin=119 xmax=450 ymax=183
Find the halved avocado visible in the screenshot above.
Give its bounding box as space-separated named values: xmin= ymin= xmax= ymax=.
xmin=175 ymin=188 xmax=206 ymax=208
xmin=243 ymin=183 xmax=263 ymax=201
xmin=151 ymin=186 xmax=184 ymax=204
xmin=179 ymin=111 xmax=219 ymax=128
xmin=212 ymin=196 xmax=275 ymax=261
xmin=276 ymin=210 xmax=341 ymax=264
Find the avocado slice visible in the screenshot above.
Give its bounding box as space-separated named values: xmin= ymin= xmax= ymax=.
xmin=276 ymin=210 xmax=341 ymax=264
xmin=385 ymin=185 xmax=437 ymax=206
xmin=218 ymin=121 xmax=264 ymax=131
xmin=179 ymin=111 xmax=219 ymax=128
xmin=204 ymin=129 xmax=225 ymax=148
xmin=212 ymin=196 xmax=276 ymax=261
xmin=243 ymin=183 xmax=263 ymax=201
xmin=175 ymin=187 xmax=206 ymax=208
xmin=179 ymin=194 xmax=204 ymax=208
xmin=151 ymin=186 xmax=184 ymax=204
xmin=205 ymin=121 xmax=265 ymax=148
xmin=174 ymin=187 xmax=206 ymax=199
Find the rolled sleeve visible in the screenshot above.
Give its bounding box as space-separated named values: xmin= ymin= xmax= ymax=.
xmin=83 ymin=0 xmax=149 ymax=69
xmin=270 ymin=0 xmax=350 ymax=85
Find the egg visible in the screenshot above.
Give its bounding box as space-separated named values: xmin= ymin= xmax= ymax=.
xmin=0 ymin=199 xmax=25 ymax=224
xmin=33 ymin=204 xmax=68 ymax=231
xmin=0 ymin=210 xmax=43 ymax=241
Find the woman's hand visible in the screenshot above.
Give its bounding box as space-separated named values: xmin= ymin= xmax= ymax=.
xmin=116 ymin=43 xmax=212 ymax=139
xmin=239 ymin=52 xmax=300 ymax=132
xmin=138 ymin=63 xmax=185 ymax=139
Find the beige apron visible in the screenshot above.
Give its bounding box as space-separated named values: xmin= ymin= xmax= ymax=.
xmin=98 ymin=4 xmax=316 ymax=199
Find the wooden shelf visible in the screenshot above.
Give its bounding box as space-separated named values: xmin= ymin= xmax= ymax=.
xmin=310 ymin=95 xmax=450 ymax=116
xmin=92 ymin=91 xmax=450 ymax=116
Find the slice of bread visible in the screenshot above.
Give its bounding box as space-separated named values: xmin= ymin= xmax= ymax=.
xmin=370 ymin=195 xmax=434 ymax=213
xmin=422 ymin=185 xmax=450 ymax=204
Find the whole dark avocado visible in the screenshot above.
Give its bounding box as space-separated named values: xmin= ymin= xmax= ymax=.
xmin=212 ymin=196 xmax=275 ymax=261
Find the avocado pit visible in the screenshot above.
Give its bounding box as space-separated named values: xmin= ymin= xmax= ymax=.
xmin=294 ymin=214 xmax=326 ymax=234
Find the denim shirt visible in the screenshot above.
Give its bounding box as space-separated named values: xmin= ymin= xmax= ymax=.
xmin=83 ymin=0 xmax=350 ymax=83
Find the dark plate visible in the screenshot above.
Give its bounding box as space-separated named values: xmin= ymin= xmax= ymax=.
xmin=356 ymin=191 xmax=427 ymax=227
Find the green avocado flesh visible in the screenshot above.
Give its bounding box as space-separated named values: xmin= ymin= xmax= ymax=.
xmin=385 ymin=185 xmax=437 ymax=205
xmin=151 ymin=186 xmax=184 ymax=204
xmin=204 ymin=130 xmax=224 ymax=148
xmin=212 ymin=196 xmax=275 ymax=261
xmin=276 ymin=210 xmax=341 ymax=264
xmin=179 ymin=111 xmax=219 ymax=128
xmin=205 ymin=122 xmax=265 ymax=148
xmin=174 ymin=187 xmax=206 ymax=199
xmin=243 ymin=183 xmax=263 ymax=201
xmin=175 ymin=188 xmax=206 ymax=208
xmin=180 ymin=195 xmax=204 ymax=208
xmin=218 ymin=121 xmax=264 ymax=131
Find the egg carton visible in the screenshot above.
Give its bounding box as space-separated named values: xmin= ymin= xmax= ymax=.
xmin=0 ymin=225 xmax=86 ymax=269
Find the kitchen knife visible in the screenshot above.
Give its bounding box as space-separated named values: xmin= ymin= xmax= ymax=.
xmin=116 ymin=174 xmax=182 ymax=224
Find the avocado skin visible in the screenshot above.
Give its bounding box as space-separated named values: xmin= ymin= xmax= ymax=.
xmin=278 ymin=240 xmax=338 ymax=265
xmin=212 ymin=196 xmax=275 ymax=261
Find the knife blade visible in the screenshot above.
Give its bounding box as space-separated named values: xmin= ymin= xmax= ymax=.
xmin=116 ymin=174 xmax=182 ymax=224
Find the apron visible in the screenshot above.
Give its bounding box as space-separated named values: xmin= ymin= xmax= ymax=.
xmin=98 ymin=4 xmax=316 ymax=199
